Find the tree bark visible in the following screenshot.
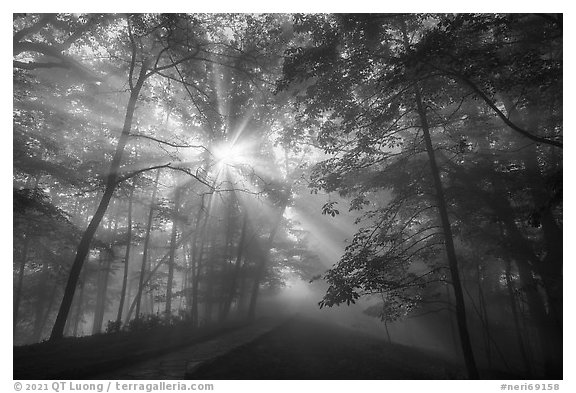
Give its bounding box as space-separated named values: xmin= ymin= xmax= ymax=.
xmin=135 ymin=168 xmax=161 ymax=319
xmin=49 ymin=58 xmax=149 ymax=341
xmin=14 ymin=177 xmax=41 ymax=334
xmin=92 ymin=253 xmax=106 ymax=334
xmin=504 ymin=259 xmax=533 ymax=377
xmin=116 ymin=181 xmax=135 ymax=324
xmin=72 ymin=266 xmax=88 ymax=336
xmin=247 ymin=204 xmax=286 ymax=321
xmin=165 ymin=186 xmax=181 ymax=321
xmin=221 ymin=214 xmax=247 ymax=321
xmin=476 ymin=263 xmax=493 ymax=368
xmin=13 ymin=234 xmax=29 ymax=333
xmin=416 ymin=91 xmax=479 ymax=378
xmin=33 ymin=259 xmax=50 ymax=342
xmin=125 ymin=225 xmax=198 ymax=322
xmin=491 ymin=192 xmax=562 ymax=377
xmin=401 ymin=20 xmax=479 ymax=378
xmin=204 ymin=238 xmax=217 ymax=324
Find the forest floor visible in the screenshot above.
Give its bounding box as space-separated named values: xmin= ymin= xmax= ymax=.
xmin=13 ymin=316 xmax=283 ymax=380
xmin=185 ymin=316 xmax=466 ymax=379
xmin=15 ymin=315 xmax=517 ymax=380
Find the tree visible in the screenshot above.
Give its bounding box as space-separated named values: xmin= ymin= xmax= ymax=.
xmin=279 ymin=13 xmax=561 ymax=378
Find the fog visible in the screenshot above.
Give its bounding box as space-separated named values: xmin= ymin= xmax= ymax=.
xmin=14 ymin=13 xmax=562 ymax=380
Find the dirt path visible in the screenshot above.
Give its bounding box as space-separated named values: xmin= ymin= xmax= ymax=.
xmin=186 ymin=316 xmax=464 ymax=379
xmin=94 ymin=317 xmax=287 ymax=379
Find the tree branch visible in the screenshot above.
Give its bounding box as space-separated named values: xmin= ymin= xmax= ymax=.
xmin=126 ymin=17 xmax=137 ymax=91
xmin=115 ymin=163 xmax=172 ymax=184
xmin=13 ymin=60 xmax=68 ymax=70
xmin=14 ymin=41 xmax=101 ymax=82
xmin=147 ymin=46 xmax=202 ymax=76
xmin=13 ymin=14 xmax=55 ymax=44
xmin=456 ymin=74 xmax=562 ymax=148
xmin=165 ymin=164 xmax=215 ymax=189
xmin=128 ymin=133 xmax=211 ymax=152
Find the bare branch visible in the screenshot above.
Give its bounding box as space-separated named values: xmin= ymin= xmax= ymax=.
xmin=128 ymin=133 xmax=211 ymax=152
xmin=147 ymin=46 xmax=202 ymax=76
xmin=13 ymin=60 xmax=68 ymax=70
xmin=165 ymin=164 xmax=215 ymax=189
xmin=457 ymin=74 xmax=562 ymax=148
xmin=115 ymin=163 xmax=172 ymax=184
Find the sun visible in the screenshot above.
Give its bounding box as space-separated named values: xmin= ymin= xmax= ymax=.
xmin=209 ymin=139 xmax=261 ymax=187
xmin=213 ymin=142 xmax=245 ymax=166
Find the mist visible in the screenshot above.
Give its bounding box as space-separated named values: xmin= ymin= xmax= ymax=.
xmin=14 ymin=13 xmax=562 ymax=381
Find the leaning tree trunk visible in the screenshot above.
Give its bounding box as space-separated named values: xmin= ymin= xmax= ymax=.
xmin=414 ymin=88 xmax=479 ymax=378
xmin=49 ymin=60 xmax=149 ymax=341
xmin=401 ymin=20 xmax=479 ymax=378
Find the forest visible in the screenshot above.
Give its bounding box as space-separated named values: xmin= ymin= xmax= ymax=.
xmin=13 ymin=13 xmax=562 ymax=380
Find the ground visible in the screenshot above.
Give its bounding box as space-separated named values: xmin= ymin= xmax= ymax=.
xmin=14 ymin=315 xmax=474 ymax=380
xmin=186 ymin=316 xmax=464 ymax=379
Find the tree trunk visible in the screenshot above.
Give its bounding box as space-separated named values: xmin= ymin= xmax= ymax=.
xmin=221 ymin=214 xmax=247 ymax=322
xmin=38 ymin=283 xmax=58 ymax=340
xmin=476 ymin=263 xmax=493 ymax=368
xmin=13 ymin=234 xmax=29 ymax=333
xmin=92 ymin=253 xmax=105 ymax=334
xmin=492 ymin=194 xmax=562 ymax=377
xmin=418 ymin=96 xmax=479 ymax=377
xmin=445 ymin=283 xmax=461 ymax=359
xmin=384 ymin=321 xmax=391 ymax=344
xmin=135 ymin=168 xmax=161 ymax=319
xmin=15 ymin=176 xmax=41 ymax=334
xmin=33 ymin=260 xmax=50 ymax=342
xmin=125 ymin=225 xmax=198 ymax=322
xmin=116 ymin=181 xmax=135 ymax=324
xmin=93 ymin=249 xmax=113 ymax=334
xmin=49 ymin=60 xmax=149 ymax=341
xmin=190 ymin=193 xmax=214 ymax=327
xmin=503 ymin=95 xmax=563 ymax=332
xmin=204 ymin=239 xmax=217 ymax=324
xmin=505 ymin=259 xmax=533 ymax=377
xmin=165 ymin=186 xmax=181 ymax=321
xmin=247 ymin=205 xmax=286 ymax=321
xmin=401 ymin=20 xmax=479 ymax=378
xmin=72 ymin=266 xmax=88 ymax=336
xmin=417 ymin=95 xmax=478 ymax=378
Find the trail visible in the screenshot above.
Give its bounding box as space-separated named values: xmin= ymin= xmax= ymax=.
xmin=15 ymin=315 xmax=467 ymax=380
xmin=185 ymin=316 xmax=463 ymax=379
xmin=95 ymin=317 xmax=286 ymax=379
